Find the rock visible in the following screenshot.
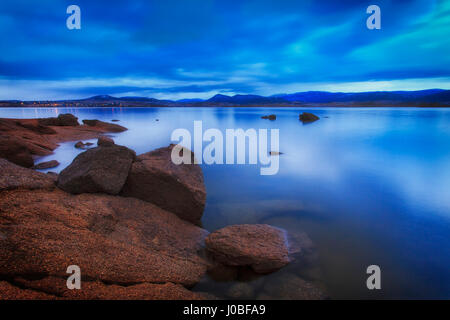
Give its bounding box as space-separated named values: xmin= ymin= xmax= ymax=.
xmin=97 ymin=136 xmax=115 ymax=147
xmin=205 ymin=224 xmax=291 ymax=273
xmin=261 ymin=114 xmax=276 ymax=120
xmin=269 ymin=151 xmax=283 ymax=156
xmin=74 ymin=141 xmax=86 ymax=149
xmin=299 ymin=112 xmax=320 ymax=123
xmin=121 ymin=145 xmax=206 ymax=225
xmin=0 ymin=281 xmax=56 ymax=300
xmin=57 ymin=145 xmax=136 ymax=195
xmin=262 ymin=273 xmax=327 ymax=300
xmin=82 ymin=119 xmax=127 ymax=132
xmin=0 ymin=136 xmax=34 ymax=167
xmin=46 ymin=172 xmax=59 ymax=182
xmin=33 ymin=160 xmax=60 ymax=170
xmin=38 ymin=113 xmax=79 ymax=126
xmin=0 ymin=158 xmax=55 ymax=191
xmin=9 ymin=277 xmax=212 ymax=300
xmin=226 ymin=282 xmax=255 ymax=299
xmin=0 ymin=188 xmax=210 ymax=288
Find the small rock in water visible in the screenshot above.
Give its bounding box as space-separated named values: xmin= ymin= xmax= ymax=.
xmin=205 ymin=224 xmax=291 ymax=274
xmin=74 ymin=141 xmax=85 ymax=149
xmin=269 ymin=151 xmax=283 ymax=156
xmin=33 ymin=160 xmax=60 ymax=170
xmin=261 ymin=114 xmax=276 ymax=120
xmin=299 ymin=112 xmax=320 ymax=123
xmin=262 ymin=273 xmax=327 ymax=300
xmin=97 ymin=136 xmax=115 ymax=147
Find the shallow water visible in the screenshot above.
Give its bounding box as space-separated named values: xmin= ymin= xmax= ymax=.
xmin=1 ymin=106 xmax=450 ymax=299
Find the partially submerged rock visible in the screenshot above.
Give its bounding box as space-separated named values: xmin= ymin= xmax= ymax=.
xmin=262 ymin=273 xmax=327 ymax=300
xmin=0 ymin=158 xmax=55 ymax=191
xmin=121 ymin=145 xmax=206 ymax=225
xmin=82 ymin=119 xmax=127 ymax=132
xmin=57 ymin=145 xmax=136 ymax=195
xmin=261 ymin=114 xmax=276 ymax=120
xmin=205 ymin=224 xmax=291 ymax=273
xmin=97 ymin=136 xmax=115 ymax=147
xmin=33 ymin=160 xmax=60 ymax=170
xmin=299 ymin=112 xmax=320 ymax=123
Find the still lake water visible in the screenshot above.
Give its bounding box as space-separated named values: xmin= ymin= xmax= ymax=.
xmin=1 ymin=107 xmax=450 ymax=299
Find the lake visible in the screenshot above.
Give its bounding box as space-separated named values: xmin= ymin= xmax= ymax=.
xmin=1 ymin=106 xmax=450 ymax=299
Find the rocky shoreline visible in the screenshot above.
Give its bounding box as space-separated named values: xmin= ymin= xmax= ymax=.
xmin=0 ymin=114 xmax=326 ymax=300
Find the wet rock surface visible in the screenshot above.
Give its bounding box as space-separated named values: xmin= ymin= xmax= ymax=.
xmin=57 ymin=145 xmax=136 ymax=195
xmin=121 ymin=145 xmax=206 ymax=225
xmin=205 ymin=224 xmax=291 ymax=273
xmin=261 ymin=114 xmax=276 ymax=120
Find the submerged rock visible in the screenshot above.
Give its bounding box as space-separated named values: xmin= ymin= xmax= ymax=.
xmin=97 ymin=136 xmax=115 ymax=147
xmin=33 ymin=160 xmax=60 ymax=170
xmin=57 ymin=145 xmax=136 ymax=195
xmin=262 ymin=273 xmax=327 ymax=300
xmin=121 ymin=145 xmax=206 ymax=225
xmin=205 ymin=224 xmax=291 ymax=273
xmin=226 ymin=282 xmax=255 ymax=299
xmin=299 ymin=112 xmax=320 ymax=123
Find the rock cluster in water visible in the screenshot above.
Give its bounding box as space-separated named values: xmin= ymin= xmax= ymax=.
xmin=0 ymin=114 xmax=326 ymax=300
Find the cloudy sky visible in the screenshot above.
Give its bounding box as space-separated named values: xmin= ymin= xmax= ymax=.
xmin=1 ymin=0 xmax=450 ymax=100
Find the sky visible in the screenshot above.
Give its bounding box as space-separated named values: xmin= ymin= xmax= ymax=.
xmin=0 ymin=0 xmax=450 ymax=100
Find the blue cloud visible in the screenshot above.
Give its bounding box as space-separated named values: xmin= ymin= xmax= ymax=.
xmin=0 ymin=0 xmax=448 ymax=99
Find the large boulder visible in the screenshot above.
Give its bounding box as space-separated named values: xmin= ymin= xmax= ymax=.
xmin=205 ymin=224 xmax=291 ymax=273
xmin=38 ymin=113 xmax=79 ymax=126
xmin=57 ymin=145 xmax=136 ymax=195
xmin=121 ymin=145 xmax=206 ymax=225
xmin=0 ymin=158 xmax=55 ymax=191
xmin=0 ymin=188 xmax=210 ymax=288
xmin=299 ymin=112 xmax=320 ymax=123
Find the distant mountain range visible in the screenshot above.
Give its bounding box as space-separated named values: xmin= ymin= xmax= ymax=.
xmin=2 ymin=89 xmax=450 ymax=107
xmin=86 ymin=89 xmax=450 ymax=104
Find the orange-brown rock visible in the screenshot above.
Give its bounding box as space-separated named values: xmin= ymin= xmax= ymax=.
xmin=205 ymin=224 xmax=291 ymax=273
xmin=8 ymin=277 xmax=213 ymax=300
xmin=0 ymin=116 xmax=128 ymax=168
xmin=82 ymin=119 xmax=127 ymax=132
xmin=0 ymin=158 xmax=55 ymax=191
xmin=121 ymin=145 xmax=206 ymax=225
xmin=0 ymin=188 xmax=210 ymax=289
